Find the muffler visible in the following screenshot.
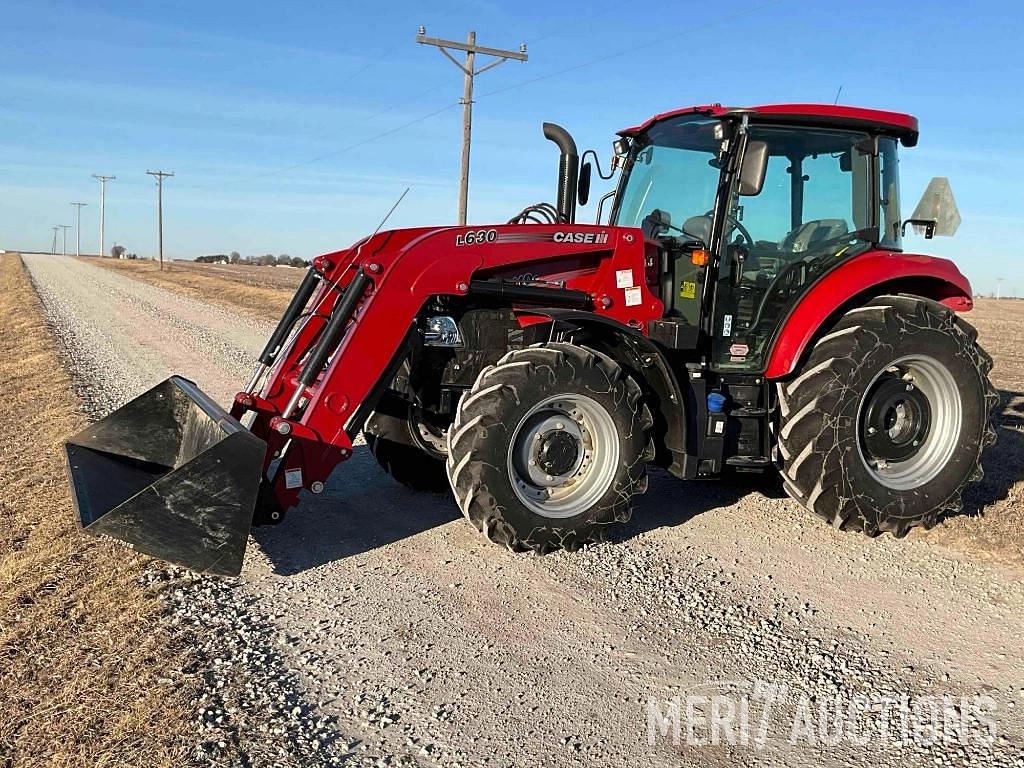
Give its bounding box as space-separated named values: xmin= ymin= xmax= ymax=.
xmin=64 ymin=376 xmax=266 ymax=576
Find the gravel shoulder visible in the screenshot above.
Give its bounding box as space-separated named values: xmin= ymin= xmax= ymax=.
xmin=24 ymin=254 xmax=1024 ymax=767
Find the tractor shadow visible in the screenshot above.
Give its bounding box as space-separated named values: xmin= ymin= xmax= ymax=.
xmin=251 ymin=445 xmax=460 ymax=576
xmin=956 ymin=389 xmax=1024 ymax=518
xmin=253 ymin=390 xmax=1024 ymax=575
xmin=611 ymin=468 xmax=787 ymax=545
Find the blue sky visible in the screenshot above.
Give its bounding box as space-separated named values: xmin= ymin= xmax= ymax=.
xmin=1 ymin=0 xmax=1021 ymax=294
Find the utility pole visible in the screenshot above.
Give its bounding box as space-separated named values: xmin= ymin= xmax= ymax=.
xmin=93 ymin=174 xmax=115 ymax=258
xmin=146 ymin=170 xmax=174 ymax=269
xmin=59 ymin=225 xmax=71 ymax=256
xmin=71 ymin=202 xmax=87 ymax=257
xmin=416 ymin=27 xmax=527 ymax=225
xmin=996 ymin=278 xmax=1004 ymax=300
xmin=51 ymin=226 xmax=59 ymax=254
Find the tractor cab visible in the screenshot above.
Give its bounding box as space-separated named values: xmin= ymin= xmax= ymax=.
xmin=608 ymin=104 xmax=936 ymax=371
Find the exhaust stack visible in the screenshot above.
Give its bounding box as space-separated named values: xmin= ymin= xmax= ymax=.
xmin=542 ymin=122 xmax=579 ymax=223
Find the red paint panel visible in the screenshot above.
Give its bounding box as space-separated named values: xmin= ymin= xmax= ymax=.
xmin=763 ymin=250 xmax=972 ymax=379
xmin=618 ymin=103 xmax=918 ymax=144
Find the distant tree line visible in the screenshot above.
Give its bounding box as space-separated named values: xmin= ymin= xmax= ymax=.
xmin=195 ymin=251 xmax=309 ymax=268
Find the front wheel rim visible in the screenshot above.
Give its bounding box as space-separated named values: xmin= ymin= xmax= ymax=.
xmin=508 ymin=393 xmax=619 ymax=519
xmin=857 ymin=354 xmax=962 ymax=490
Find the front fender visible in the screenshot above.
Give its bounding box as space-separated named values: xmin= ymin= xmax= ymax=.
xmin=764 ymin=250 xmax=973 ymax=379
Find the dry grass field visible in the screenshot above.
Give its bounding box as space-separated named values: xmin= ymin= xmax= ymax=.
xmin=918 ymin=298 xmax=1024 ymax=566
xmin=82 ymin=257 xmax=299 ymax=317
xmin=0 ymin=254 xmax=192 ymax=766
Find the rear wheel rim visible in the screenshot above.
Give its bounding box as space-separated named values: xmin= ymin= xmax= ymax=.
xmin=508 ymin=393 xmax=619 ymax=519
xmin=857 ymin=354 xmax=962 ymax=490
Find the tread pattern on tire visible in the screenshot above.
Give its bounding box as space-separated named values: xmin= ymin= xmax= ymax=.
xmin=366 ymin=433 xmax=449 ymax=493
xmin=777 ymin=294 xmax=998 ymax=537
xmin=445 ymin=342 xmax=655 ymax=554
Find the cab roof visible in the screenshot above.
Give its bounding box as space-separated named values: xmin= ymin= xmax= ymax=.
xmin=618 ymin=104 xmax=919 ymax=147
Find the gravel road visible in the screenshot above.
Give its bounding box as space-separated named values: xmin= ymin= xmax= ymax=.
xmin=25 ymin=254 xmax=1024 ymax=767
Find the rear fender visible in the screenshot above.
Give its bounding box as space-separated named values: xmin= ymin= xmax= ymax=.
xmin=764 ymin=251 xmax=973 ymax=379
xmin=519 ymin=308 xmax=689 ymax=478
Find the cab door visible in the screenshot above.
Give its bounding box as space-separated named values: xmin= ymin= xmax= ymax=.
xmin=710 ymin=125 xmax=885 ymax=371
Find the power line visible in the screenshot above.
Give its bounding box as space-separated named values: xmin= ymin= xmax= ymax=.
xmin=316 ymin=2 xmax=469 ymax=101
xmin=93 ymin=174 xmax=115 ymax=259
xmin=147 ymin=170 xmax=174 ymax=270
xmin=416 ymin=27 xmax=527 ymax=224
xmin=58 ymin=225 xmax=71 ymax=256
xmin=474 ymin=0 xmax=784 ymax=102
xmin=245 ymin=101 xmax=461 ymax=181
xmin=184 ymin=0 xmax=782 ymax=190
xmin=70 ymin=202 xmax=87 ymax=257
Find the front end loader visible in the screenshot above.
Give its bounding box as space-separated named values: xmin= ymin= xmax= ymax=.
xmin=65 ymin=104 xmax=997 ymax=575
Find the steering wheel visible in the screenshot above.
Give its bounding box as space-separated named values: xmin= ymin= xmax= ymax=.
xmin=742 ymin=235 xmax=859 ymax=330
xmin=725 ymin=216 xmax=754 ymax=248
xmin=697 ymin=210 xmax=754 ymax=248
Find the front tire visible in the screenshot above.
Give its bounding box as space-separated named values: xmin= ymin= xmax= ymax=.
xmin=778 ymin=295 xmax=997 ymax=537
xmin=446 ymin=343 xmax=654 ymax=553
xmin=364 ymin=399 xmax=450 ymax=492
xmin=365 ymin=433 xmax=449 ymax=492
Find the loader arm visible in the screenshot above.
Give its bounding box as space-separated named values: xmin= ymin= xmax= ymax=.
xmin=233 ymin=224 xmax=662 ymax=520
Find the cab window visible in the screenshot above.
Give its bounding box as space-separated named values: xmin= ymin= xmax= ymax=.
xmin=712 ymin=126 xmax=878 ymax=370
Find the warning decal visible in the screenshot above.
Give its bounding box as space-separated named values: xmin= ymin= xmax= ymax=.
xmin=285 ymin=469 xmax=304 ymax=489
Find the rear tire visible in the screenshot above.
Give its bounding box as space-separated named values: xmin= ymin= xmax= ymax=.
xmin=778 ymin=295 xmax=997 ymax=537
xmin=446 ymin=342 xmax=654 ymax=553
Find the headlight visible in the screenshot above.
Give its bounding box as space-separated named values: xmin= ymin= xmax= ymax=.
xmin=423 ymin=316 xmax=462 ymax=347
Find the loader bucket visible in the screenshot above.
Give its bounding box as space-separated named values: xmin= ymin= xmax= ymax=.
xmin=63 ymin=376 xmax=266 ymax=576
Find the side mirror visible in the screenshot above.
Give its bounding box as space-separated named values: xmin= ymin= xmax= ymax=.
xmin=578 ymin=161 xmax=592 ymax=206
xmin=905 ymin=177 xmax=960 ymax=238
xmin=737 ymin=140 xmax=768 ymax=196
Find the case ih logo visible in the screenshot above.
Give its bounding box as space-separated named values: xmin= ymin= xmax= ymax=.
xmin=553 ymin=231 xmax=610 ymax=244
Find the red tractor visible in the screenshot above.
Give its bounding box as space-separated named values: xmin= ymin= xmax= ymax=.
xmin=65 ymin=103 xmax=997 ymax=575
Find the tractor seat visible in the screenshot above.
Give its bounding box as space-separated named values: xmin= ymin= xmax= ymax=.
xmin=781 ymin=219 xmax=848 ymax=253
xmin=682 ymin=215 xmax=712 ymax=245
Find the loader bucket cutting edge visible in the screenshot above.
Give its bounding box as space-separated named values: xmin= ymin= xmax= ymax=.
xmin=63 ymin=376 xmax=267 ymax=576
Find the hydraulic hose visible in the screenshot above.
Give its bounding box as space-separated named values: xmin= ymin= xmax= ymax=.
xmin=257 ymin=267 xmax=322 ymax=367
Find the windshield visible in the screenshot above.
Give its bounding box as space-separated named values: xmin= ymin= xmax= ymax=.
xmin=612 ymin=116 xmax=725 ymax=239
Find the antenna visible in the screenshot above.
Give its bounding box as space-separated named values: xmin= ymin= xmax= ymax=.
xmin=833 ymin=85 xmax=843 ymax=105
xmin=369 ymin=187 xmax=410 ymax=240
